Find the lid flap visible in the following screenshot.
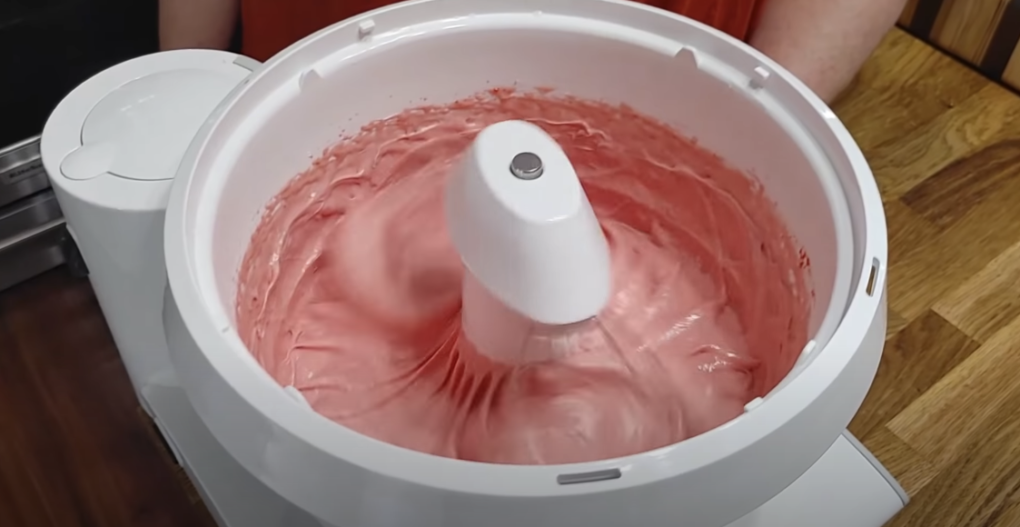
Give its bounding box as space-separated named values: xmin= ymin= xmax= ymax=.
xmin=61 ymin=67 xmax=247 ymax=182
xmin=60 ymin=141 xmax=117 ymax=181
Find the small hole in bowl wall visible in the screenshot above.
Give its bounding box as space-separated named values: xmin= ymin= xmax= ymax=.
xmin=865 ymin=257 xmax=880 ymax=297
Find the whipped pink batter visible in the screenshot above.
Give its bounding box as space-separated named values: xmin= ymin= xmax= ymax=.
xmin=236 ymin=89 xmax=811 ymax=465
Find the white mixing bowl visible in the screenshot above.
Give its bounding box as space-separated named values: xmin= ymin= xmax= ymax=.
xmin=155 ymin=1 xmax=889 ymax=526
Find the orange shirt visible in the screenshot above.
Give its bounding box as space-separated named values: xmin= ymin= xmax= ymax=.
xmin=241 ymin=0 xmax=766 ymax=62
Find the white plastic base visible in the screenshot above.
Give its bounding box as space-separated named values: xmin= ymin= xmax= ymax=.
xmin=728 ymin=432 xmax=906 ymax=527
xmin=142 ymin=382 xmax=325 ymax=527
xmin=144 ymin=373 xmax=905 ymax=527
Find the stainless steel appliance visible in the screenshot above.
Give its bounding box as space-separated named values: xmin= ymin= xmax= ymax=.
xmin=0 ymin=137 xmax=84 ymax=291
xmin=0 ymin=0 xmax=160 ymax=291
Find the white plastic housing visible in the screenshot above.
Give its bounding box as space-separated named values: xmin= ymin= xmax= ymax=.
xmin=728 ymin=432 xmax=905 ymax=527
xmin=448 ymin=120 xmax=611 ymax=360
xmin=39 ymin=50 xmax=254 ymax=398
xmin=158 ymin=1 xmax=890 ymax=526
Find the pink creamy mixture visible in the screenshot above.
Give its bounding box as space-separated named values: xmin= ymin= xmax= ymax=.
xmin=236 ymin=89 xmax=811 ymax=465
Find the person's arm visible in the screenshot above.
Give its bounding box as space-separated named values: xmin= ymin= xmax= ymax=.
xmin=159 ymin=0 xmax=239 ymax=51
xmin=750 ymin=0 xmax=907 ymax=103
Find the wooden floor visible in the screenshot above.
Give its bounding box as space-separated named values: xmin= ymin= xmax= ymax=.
xmin=837 ymin=28 xmax=1020 ymax=527
xmin=1 ymin=28 xmax=1019 ymax=527
xmin=0 ymin=269 xmax=216 ymax=526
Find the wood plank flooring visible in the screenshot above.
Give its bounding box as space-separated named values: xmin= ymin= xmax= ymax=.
xmin=837 ymin=28 xmax=1020 ymax=527
xmin=0 ymin=268 xmax=217 ymax=527
xmin=1 ymin=27 xmax=1019 ymax=527
xmin=896 ymin=0 xmax=1020 ymax=91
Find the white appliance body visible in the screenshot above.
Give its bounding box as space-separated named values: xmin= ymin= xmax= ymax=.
xmin=40 ymin=1 xmax=905 ymax=526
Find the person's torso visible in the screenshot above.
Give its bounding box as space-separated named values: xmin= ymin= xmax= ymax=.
xmin=240 ymin=0 xmax=765 ymax=62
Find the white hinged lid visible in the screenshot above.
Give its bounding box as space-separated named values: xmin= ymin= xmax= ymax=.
xmin=46 ymin=50 xmax=257 ymax=184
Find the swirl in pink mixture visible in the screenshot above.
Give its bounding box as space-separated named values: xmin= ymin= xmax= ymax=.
xmin=236 ymin=89 xmax=811 ymax=465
